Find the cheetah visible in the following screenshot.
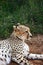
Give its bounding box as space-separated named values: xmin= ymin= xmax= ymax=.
xmin=0 ymin=23 xmax=43 ymax=65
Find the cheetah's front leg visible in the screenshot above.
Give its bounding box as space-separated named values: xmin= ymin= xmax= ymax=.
xmin=12 ymin=54 xmax=33 ymax=65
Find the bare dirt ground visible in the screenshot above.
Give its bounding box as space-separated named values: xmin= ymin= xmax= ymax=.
xmin=9 ymin=35 xmax=43 ymax=65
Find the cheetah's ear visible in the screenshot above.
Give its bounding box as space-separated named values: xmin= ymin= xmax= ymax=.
xmin=13 ymin=25 xmax=16 ymax=31
xmin=13 ymin=23 xmax=20 ymax=29
xmin=13 ymin=25 xmax=16 ymax=29
xmin=16 ymin=23 xmax=20 ymax=28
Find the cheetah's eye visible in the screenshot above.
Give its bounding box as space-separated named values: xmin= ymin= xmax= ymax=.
xmin=15 ymin=29 xmax=20 ymax=32
xmin=25 ymin=31 xmax=28 ymax=33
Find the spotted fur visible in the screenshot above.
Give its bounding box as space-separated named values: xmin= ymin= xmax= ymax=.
xmin=0 ymin=23 xmax=43 ymax=65
xmin=0 ymin=40 xmax=12 ymax=65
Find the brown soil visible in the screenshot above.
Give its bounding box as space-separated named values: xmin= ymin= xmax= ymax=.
xmin=9 ymin=34 xmax=43 ymax=65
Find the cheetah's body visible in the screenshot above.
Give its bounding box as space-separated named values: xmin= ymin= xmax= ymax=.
xmin=0 ymin=24 xmax=43 ymax=65
xmin=0 ymin=37 xmax=30 ymax=65
xmin=9 ymin=37 xmax=29 ymax=63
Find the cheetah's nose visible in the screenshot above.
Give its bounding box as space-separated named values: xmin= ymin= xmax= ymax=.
xmin=28 ymin=32 xmax=32 ymax=37
xmin=30 ymin=34 xmax=32 ymax=38
xmin=29 ymin=33 xmax=32 ymax=38
xmin=30 ymin=35 xmax=32 ymax=37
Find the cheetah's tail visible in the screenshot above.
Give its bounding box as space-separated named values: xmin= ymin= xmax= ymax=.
xmin=27 ymin=53 xmax=43 ymax=60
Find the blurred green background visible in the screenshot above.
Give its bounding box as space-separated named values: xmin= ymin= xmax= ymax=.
xmin=0 ymin=0 xmax=43 ymax=39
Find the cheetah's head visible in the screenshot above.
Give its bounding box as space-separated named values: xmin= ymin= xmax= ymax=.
xmin=13 ymin=23 xmax=32 ymax=41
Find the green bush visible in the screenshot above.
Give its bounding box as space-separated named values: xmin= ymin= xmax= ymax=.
xmin=0 ymin=0 xmax=43 ymax=39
